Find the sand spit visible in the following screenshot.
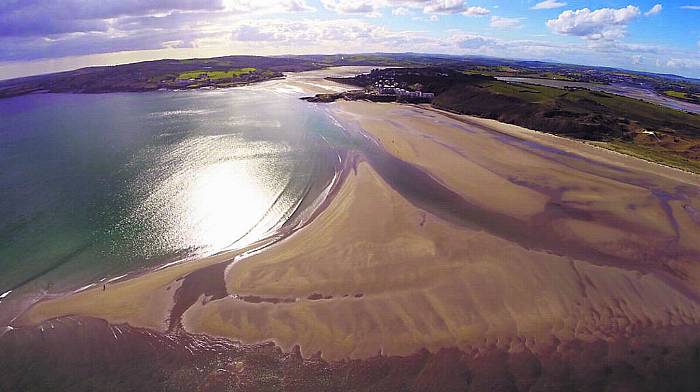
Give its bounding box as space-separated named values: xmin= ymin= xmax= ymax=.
xmin=15 ymin=145 xmax=350 ymax=331
xmin=259 ymin=66 xmax=377 ymax=95
xmin=13 ymin=95 xmax=700 ymax=365
xmin=17 ymin=248 xmax=234 ymax=331
xmin=184 ymin=159 xmax=700 ymax=359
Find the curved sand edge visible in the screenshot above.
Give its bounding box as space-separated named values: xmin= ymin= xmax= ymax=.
xmin=15 ymin=98 xmax=700 ymax=362
xmin=183 ymin=157 xmax=700 ymax=359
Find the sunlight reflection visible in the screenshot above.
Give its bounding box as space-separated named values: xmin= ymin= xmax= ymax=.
xmin=186 ymin=157 xmax=269 ymax=253
xmin=128 ymin=131 xmax=291 ymax=260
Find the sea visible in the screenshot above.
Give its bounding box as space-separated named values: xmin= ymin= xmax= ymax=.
xmin=0 ymin=85 xmax=347 ymax=321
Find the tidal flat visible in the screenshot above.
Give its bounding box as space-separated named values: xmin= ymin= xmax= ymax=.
xmin=3 ymin=67 xmax=700 ymax=391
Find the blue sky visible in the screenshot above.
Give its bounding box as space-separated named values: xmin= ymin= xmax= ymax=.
xmin=0 ymin=0 xmax=699 ymax=79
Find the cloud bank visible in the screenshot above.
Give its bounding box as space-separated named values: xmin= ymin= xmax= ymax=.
xmin=546 ymin=5 xmax=641 ymax=40
xmin=0 ymin=1 xmax=698 ymax=79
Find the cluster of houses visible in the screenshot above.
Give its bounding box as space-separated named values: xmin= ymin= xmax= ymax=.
xmin=377 ymin=86 xmax=435 ymax=99
xmin=355 ymin=70 xmax=437 ymax=102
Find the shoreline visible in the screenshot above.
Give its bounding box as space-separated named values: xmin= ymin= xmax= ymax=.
xmin=178 ymin=101 xmax=699 ymax=359
xmin=11 ymin=141 xmax=349 ymax=332
xmin=14 ymin=92 xmax=700 ymax=348
xmin=5 ymin=68 xmax=700 ymax=390
xmin=1 ymin=67 xmax=371 ymax=332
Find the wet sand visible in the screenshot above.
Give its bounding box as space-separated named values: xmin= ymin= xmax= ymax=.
xmin=180 ymin=103 xmax=700 ymax=359
xmin=7 ymin=70 xmax=700 ymax=389
xmin=262 ymin=66 xmax=378 ymax=95
xmin=16 ymin=96 xmax=700 ymax=359
xmin=4 ymin=316 xmax=700 ymax=391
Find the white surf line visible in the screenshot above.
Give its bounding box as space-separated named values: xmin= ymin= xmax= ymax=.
xmin=0 ymin=290 xmax=12 ymax=300
xmin=106 ymin=273 xmax=129 ymax=283
xmin=155 ymin=258 xmax=189 ymax=271
xmin=73 ymin=283 xmax=96 ymax=293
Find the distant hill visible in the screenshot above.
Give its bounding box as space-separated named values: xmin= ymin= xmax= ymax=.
xmin=0 ymin=56 xmax=324 ymax=98
xmin=1 ymin=53 xmax=698 ymax=101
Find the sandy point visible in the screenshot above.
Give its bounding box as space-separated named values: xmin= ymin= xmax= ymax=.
xmin=15 ymin=96 xmax=700 ymax=362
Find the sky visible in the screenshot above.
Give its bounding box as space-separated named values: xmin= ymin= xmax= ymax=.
xmin=0 ymin=0 xmax=699 ymax=80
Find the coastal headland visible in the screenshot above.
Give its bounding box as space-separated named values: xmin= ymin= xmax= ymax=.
xmin=3 ymin=68 xmax=700 ymax=391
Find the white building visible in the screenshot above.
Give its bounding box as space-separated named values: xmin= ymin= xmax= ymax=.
xmin=396 ymin=89 xmax=435 ymax=99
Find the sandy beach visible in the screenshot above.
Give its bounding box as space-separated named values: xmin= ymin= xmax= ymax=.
xmin=14 ymin=67 xmax=700 ymax=367
xmin=179 ymin=101 xmax=700 ymax=359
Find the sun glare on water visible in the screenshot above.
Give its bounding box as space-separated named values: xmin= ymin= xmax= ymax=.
xmin=186 ymin=159 xmax=269 ymax=252
xmin=127 ymin=128 xmax=293 ymax=261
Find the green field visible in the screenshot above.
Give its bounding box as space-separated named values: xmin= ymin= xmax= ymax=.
xmin=662 ymin=90 xmax=700 ymax=104
xmin=476 ymin=81 xmax=700 ymax=130
xmin=664 ymin=90 xmax=689 ymax=99
xmin=176 ymin=68 xmax=256 ymax=80
xmin=461 ymin=67 xmax=584 ymax=81
xmin=477 ymin=80 xmax=566 ymax=103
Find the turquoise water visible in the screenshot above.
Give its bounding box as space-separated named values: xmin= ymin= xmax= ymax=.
xmin=0 ymin=87 xmax=344 ymax=300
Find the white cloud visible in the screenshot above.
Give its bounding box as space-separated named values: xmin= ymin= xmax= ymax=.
xmin=2 ymin=0 xmax=699 ymax=80
xmin=392 ymin=7 xmax=410 ymax=16
xmin=320 ymin=0 xmax=486 ymax=16
xmin=456 ymin=34 xmax=494 ymax=49
xmin=319 ymin=0 xmax=380 ymax=16
xmin=644 ymin=4 xmax=663 ymax=16
xmin=286 ymin=0 xmax=315 ymax=12
xmin=449 ymin=32 xmax=579 ymax=58
xmin=423 ymin=0 xmax=466 ymax=14
xmin=680 ymin=5 xmax=700 ymax=10
xmin=531 ymin=1 xmax=567 ymax=10
xmin=231 ymin=24 xmax=277 ymax=41
xmin=665 ymin=57 xmax=700 ymax=70
xmin=224 ymin=0 xmax=315 ymax=14
xmin=490 ymin=16 xmax=524 ymax=29
xmin=546 ymin=5 xmax=640 ymax=41
xmin=462 ymin=6 xmax=490 ymax=16
xmin=589 ymin=41 xmax=660 ymax=54
xmin=227 ymin=18 xmax=447 ymax=51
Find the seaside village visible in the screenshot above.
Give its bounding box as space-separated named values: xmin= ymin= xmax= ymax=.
xmin=371 ymin=81 xmax=435 ymax=102
xmin=362 ymin=69 xmax=435 ymax=102
xmin=376 ymin=84 xmax=435 ymax=100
